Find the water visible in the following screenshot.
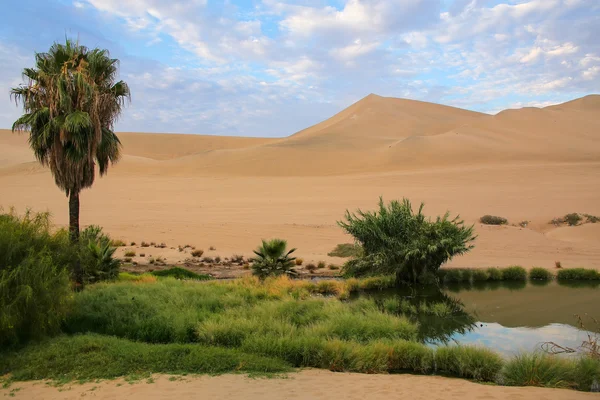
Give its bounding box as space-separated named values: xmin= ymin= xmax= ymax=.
xmin=358 ymin=281 xmax=600 ymax=356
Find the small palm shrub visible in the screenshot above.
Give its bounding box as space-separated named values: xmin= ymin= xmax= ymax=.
xmin=479 ymin=215 xmax=508 ymax=225
xmin=295 ymin=258 xmax=304 ymax=266
xmin=79 ymin=226 xmax=121 ymax=284
xmin=251 ymin=239 xmax=297 ymax=280
xmin=529 ymin=268 xmax=552 ymax=281
xmin=340 ymin=198 xmax=475 ymax=285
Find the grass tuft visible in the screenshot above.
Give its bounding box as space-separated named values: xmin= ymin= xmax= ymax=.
xmin=529 ymin=267 xmax=553 ymax=281
xmin=327 ymin=243 xmax=363 ymax=258
xmin=557 ymin=268 xmax=600 ymax=281
xmin=501 ymin=266 xmax=527 ymax=281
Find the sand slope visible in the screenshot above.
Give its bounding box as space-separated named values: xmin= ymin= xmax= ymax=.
xmin=1 ymin=94 xmax=599 ymax=268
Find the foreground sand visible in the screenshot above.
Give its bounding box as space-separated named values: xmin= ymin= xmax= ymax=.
xmin=1 ymin=94 xmax=599 ymax=269
xmin=4 ymin=371 xmax=598 ymax=400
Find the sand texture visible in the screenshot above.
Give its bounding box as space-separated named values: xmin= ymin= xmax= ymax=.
xmin=1 ymin=94 xmax=599 ymax=268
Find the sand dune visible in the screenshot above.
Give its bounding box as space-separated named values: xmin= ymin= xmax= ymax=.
xmin=1 ymin=94 xmax=599 ymax=268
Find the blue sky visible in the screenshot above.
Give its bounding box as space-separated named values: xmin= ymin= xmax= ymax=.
xmin=1 ymin=0 xmax=599 ymax=137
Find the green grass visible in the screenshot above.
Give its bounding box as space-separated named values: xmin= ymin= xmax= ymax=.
xmin=327 ymin=243 xmax=363 ymax=258
xmin=436 ymin=346 xmax=503 ymax=382
xmin=500 ymin=266 xmax=527 ymax=281
xmin=557 ymin=268 xmax=600 ymax=281
xmin=0 ymin=334 xmax=290 ymax=381
xmin=529 ymin=268 xmax=553 ymax=281
xmin=151 ymin=267 xmax=212 ymax=281
xmin=502 ymin=352 xmax=600 ymax=390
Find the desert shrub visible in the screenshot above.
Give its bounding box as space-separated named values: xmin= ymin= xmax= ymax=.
xmin=139 ymin=253 xmax=145 ymax=257
xmin=487 ymin=268 xmax=503 ymax=281
xmin=214 ymin=256 xmax=221 ymax=263
xmin=110 ymin=239 xmax=126 ymax=247
xmin=124 ymin=251 xmax=136 ymax=257
xmin=436 ymin=346 xmax=503 ymax=381
xmin=231 ymin=254 xmax=244 ymax=263
xmin=209 ymin=246 xmax=216 ymax=251
xmin=555 ymin=261 xmax=562 ymax=269
xmin=479 ymin=215 xmax=508 ymax=225
xmin=251 ymin=239 xmax=297 ymax=280
xmin=0 ymin=210 xmax=73 ymax=346
xmin=564 ymin=213 xmax=582 ymax=226
xmin=502 ymin=353 xmax=576 ymax=388
xmin=328 ymin=243 xmax=363 ymax=258
xmin=191 ymin=249 xmax=204 ymax=257
xmin=151 ymin=267 xmax=211 ymax=281
xmin=584 ymin=214 xmax=599 ymax=223
xmin=339 ymin=198 xmax=475 ymax=285
xmin=141 ymin=241 xmax=150 ymax=247
xmin=557 ymin=268 xmax=600 ymax=281
xmin=317 ymin=261 xmax=326 ymax=269
xmin=328 ymin=264 xmax=340 ymax=270
xmin=123 ymin=257 xmax=132 ymax=263
xmin=501 ymin=266 xmax=527 ymax=281
xmin=529 ymin=267 xmax=553 ymax=281
xmin=130 ymin=242 xmax=136 ymax=246
xmin=295 ymin=258 xmax=304 ymax=266
xmin=305 ymin=263 xmax=317 ymax=272
xmin=202 ymin=256 xmax=214 ymax=263
xmin=518 ymin=221 xmax=529 ymax=228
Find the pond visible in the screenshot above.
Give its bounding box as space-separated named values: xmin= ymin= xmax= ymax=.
xmin=358 ymin=281 xmax=600 ymax=357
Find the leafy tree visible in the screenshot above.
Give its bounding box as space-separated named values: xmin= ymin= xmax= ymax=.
xmin=10 ymin=39 xmax=130 ymax=284
xmin=251 ymin=239 xmax=297 ymax=280
xmin=339 ymin=198 xmax=476 ymax=285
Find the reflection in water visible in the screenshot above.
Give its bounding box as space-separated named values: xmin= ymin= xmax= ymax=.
xmin=357 ymin=281 xmax=599 ymax=355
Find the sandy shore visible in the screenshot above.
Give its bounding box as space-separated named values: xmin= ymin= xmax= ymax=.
xmin=4 ymin=370 xmax=598 ymax=400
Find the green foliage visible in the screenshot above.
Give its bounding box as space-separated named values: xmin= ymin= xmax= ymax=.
xmin=251 ymin=239 xmax=297 ymax=279
xmin=327 ymin=243 xmax=363 ymax=258
xmin=501 ymin=353 xmax=600 ymax=390
xmin=487 ymin=268 xmax=503 ymax=281
xmin=151 ymin=267 xmax=212 ymax=281
xmin=501 ymin=266 xmax=527 ymax=281
xmin=564 ymin=213 xmax=582 ymax=226
xmin=529 ymin=268 xmax=553 ymax=281
xmin=479 ymin=215 xmax=508 ymax=225
xmin=339 ymin=198 xmax=476 ymax=284
xmin=436 ymin=346 xmax=503 ymax=381
xmin=0 ymin=334 xmax=290 ymax=380
xmin=557 ymin=268 xmax=600 ymax=281
xmin=0 ymin=210 xmax=73 ymax=346
xmin=124 ymin=251 xmax=136 ymax=257
xmin=79 ymin=225 xmax=121 ymax=284
xmin=472 ymin=269 xmax=490 ymax=282
xmin=584 ymin=214 xmax=599 ymax=223
xmin=317 ymin=261 xmax=326 ymax=269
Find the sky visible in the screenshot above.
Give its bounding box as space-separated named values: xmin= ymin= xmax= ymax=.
xmin=1 ymin=0 xmax=599 ymax=137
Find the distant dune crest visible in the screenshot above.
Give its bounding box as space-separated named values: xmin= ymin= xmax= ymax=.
xmin=1 ymin=94 xmax=599 ymax=176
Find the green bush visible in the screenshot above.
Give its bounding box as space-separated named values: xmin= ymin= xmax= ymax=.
xmin=529 ymin=268 xmax=553 ymax=281
xmin=487 ymin=268 xmax=503 ymax=281
xmin=503 ymin=353 xmax=575 ymax=389
xmin=0 ymin=210 xmax=73 ymax=346
xmin=557 ymin=268 xmax=600 ymax=281
xmin=151 ymin=267 xmax=212 ymax=281
xmin=472 ymin=269 xmax=490 ymax=282
xmin=436 ymin=346 xmax=503 ymax=381
xmin=339 ymin=198 xmax=475 ymax=284
xmin=479 ymin=215 xmax=508 ymax=225
xmin=328 ymin=243 xmax=363 ymax=258
xmin=251 ymin=239 xmax=297 ymax=280
xmin=564 ymin=213 xmax=582 ymax=226
xmin=501 ymin=266 xmax=527 ymax=281
xmin=78 ymin=225 xmax=121 ymax=284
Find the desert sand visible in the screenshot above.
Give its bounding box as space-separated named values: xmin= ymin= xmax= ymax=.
xmin=4 ymin=370 xmax=598 ymax=400
xmin=1 ymin=94 xmax=600 ymax=269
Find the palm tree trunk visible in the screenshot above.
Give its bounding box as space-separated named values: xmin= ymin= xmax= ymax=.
xmin=69 ymin=190 xmax=80 ymax=242
xmin=69 ymin=190 xmax=83 ymax=286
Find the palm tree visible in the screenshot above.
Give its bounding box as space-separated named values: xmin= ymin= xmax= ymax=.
xmin=10 ymin=39 xmax=130 ymax=248
xmin=251 ymin=238 xmax=297 ymax=280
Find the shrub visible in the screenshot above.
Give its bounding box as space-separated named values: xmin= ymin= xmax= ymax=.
xmin=339 ymin=198 xmax=475 ymax=285
xmin=110 ymin=239 xmax=126 ymax=247
xmin=518 ymin=221 xmax=529 ymax=228
xmin=123 ymin=257 xmax=132 ymax=263
xmin=202 ymin=256 xmax=214 ymax=263
xmin=191 ymin=249 xmax=204 ymax=257
xmin=295 ymin=258 xmax=304 ymax=266
xmin=564 ymin=213 xmax=582 ymax=226
xmin=305 ymin=263 xmax=317 ymax=273
xmin=501 ymin=266 xmax=527 ymax=281
xmin=442 ymin=269 xmax=467 ymax=283
xmin=214 ymin=256 xmax=222 ymax=263
xmin=502 ymin=353 xmax=575 ymax=388
xmin=328 ymin=264 xmax=340 ymax=270
xmin=317 ymin=261 xmax=326 ymax=269
xmin=141 ymin=242 xmax=150 ymax=247
xmin=130 ymin=242 xmax=136 ymax=246
xmin=139 ymin=253 xmax=145 ymax=257
xmin=479 ymin=215 xmax=508 ymax=225
xmin=251 ymin=239 xmax=297 ymax=280
xmin=231 ymin=254 xmax=244 ymax=263
xmin=0 ymin=210 xmax=73 ymax=346
xmin=328 ymin=243 xmax=363 ymax=258
xmin=529 ymin=267 xmax=552 ymax=281
xmin=555 ymin=261 xmax=562 ymax=269
xmin=79 ymin=225 xmax=121 ymax=284
xmin=584 ymin=214 xmax=599 ymax=224
xmin=472 ymin=269 xmax=490 ymax=282
xmin=557 ymin=268 xmax=600 ymax=281
xmin=487 ymin=268 xmax=503 ymax=281
xmin=124 ymin=251 xmax=136 ymax=257
xmin=436 ymin=346 xmax=503 ymax=381
xmin=209 ymin=246 xmax=216 ymax=251
xmin=151 ymin=268 xmax=211 ymax=281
